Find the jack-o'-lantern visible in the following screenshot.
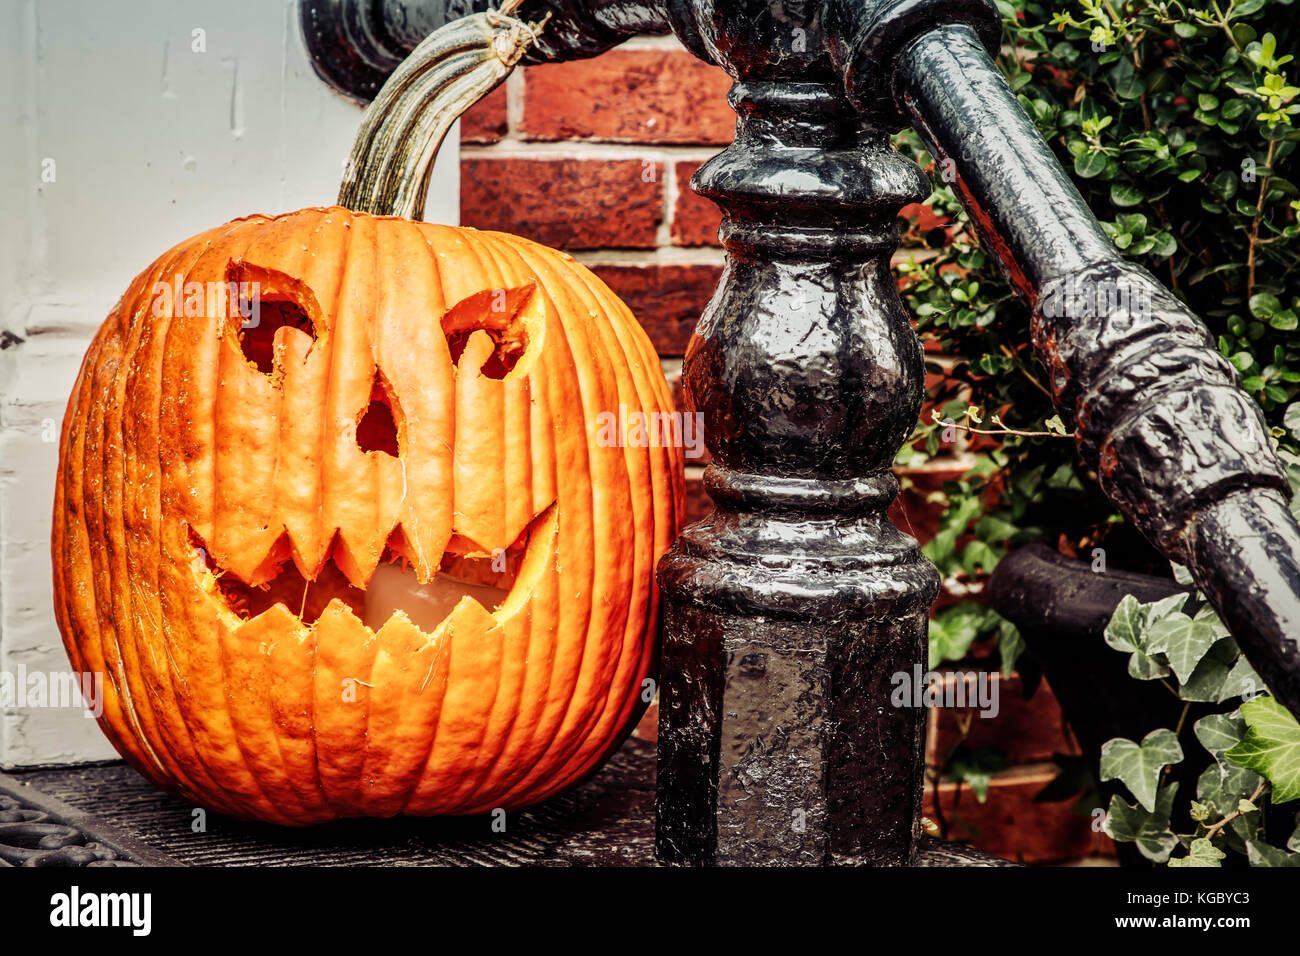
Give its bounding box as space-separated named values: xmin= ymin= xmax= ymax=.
xmin=50 ymin=4 xmax=684 ymax=825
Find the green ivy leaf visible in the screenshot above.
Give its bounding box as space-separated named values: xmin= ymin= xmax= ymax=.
xmin=1196 ymin=766 xmax=1249 ymax=846
xmin=1104 ymin=593 xmax=1185 ymax=680
xmin=1169 ymin=838 xmax=1226 ymax=867
xmin=1195 ymin=711 xmax=1264 ymax=817
xmin=928 ymin=600 xmax=996 ymax=668
xmin=1101 ymin=729 xmax=1184 ymax=812
xmin=1104 ymin=784 xmax=1179 ymax=863
xmin=1147 ymin=612 xmax=1220 ymax=683
xmin=998 ymin=620 xmax=1024 ymax=678
xmin=1219 ymin=656 xmax=1265 ymax=702
xmin=1180 ymin=638 xmax=1242 ymax=703
xmin=1227 ymin=696 xmax=1300 ymax=802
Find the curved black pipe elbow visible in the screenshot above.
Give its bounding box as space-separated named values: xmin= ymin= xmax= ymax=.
xmin=301 ymin=0 xmax=676 ymax=101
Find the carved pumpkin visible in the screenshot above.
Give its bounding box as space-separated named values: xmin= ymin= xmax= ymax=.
xmin=50 ymin=7 xmax=684 ymax=824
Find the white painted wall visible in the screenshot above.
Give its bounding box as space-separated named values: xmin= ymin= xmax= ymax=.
xmin=0 ymin=0 xmax=459 ymax=766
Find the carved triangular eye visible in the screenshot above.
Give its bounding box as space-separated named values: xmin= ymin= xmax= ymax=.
xmin=441 ymin=283 xmax=541 ymax=379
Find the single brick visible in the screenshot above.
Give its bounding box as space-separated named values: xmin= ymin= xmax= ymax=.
xmin=671 ymin=160 xmax=723 ymax=247
xmin=590 ymin=262 xmax=722 ymax=356
xmin=461 ymin=158 xmax=663 ymax=250
xmin=521 ymin=51 xmax=734 ymax=144
xmin=461 ymin=84 xmax=508 ymax=144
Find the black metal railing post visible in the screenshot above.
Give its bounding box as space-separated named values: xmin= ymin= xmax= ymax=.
xmin=649 ymin=5 xmax=945 ymax=866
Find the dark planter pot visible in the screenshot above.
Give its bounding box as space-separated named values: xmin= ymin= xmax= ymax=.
xmin=989 ymin=541 xmax=1205 ymax=867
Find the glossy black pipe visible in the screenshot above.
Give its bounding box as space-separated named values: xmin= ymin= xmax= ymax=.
xmin=897 ymin=25 xmax=1116 ymax=295
xmin=301 ymin=0 xmax=673 ymax=100
xmin=888 ymin=23 xmax=1300 ymax=713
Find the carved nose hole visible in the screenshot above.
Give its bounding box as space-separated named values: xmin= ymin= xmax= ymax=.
xmin=356 ymin=372 xmax=401 ymax=457
xmin=239 ymin=297 xmax=316 ymax=374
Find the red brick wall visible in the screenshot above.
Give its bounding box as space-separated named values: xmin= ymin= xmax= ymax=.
xmin=459 ymin=36 xmax=1111 ymax=866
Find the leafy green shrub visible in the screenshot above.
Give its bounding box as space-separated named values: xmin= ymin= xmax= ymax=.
xmin=896 ymin=0 xmax=1300 ymax=667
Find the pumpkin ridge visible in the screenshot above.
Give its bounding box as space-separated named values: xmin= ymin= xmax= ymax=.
xmin=54 ymin=318 xmax=146 ymax=772
xmin=471 ymin=242 xmax=605 ymax=808
xmin=536 ymin=255 xmax=669 ymax=795
xmin=215 ymin=604 xmax=318 ymax=821
xmin=397 ymin=215 xmax=455 ymax=584
xmin=180 ymin=222 xmax=303 ymax=820
xmin=244 ymin=604 xmax=333 ymax=821
xmin=509 ymin=244 xmax=634 ymax=778
xmin=229 ymin=216 xmax=344 ymax=823
xmin=96 ymin=274 xmax=166 ymax=783
xmin=473 ymin=300 xmax=563 ymax=805
xmin=307 ymin=208 xmax=355 ymax=589
xmin=517 ymin=257 xmax=655 ymax=801
xmin=475 ymin=240 xmax=647 ymax=803
xmin=120 ymin=234 xmax=257 ymax=805
xmin=193 ymin=213 xmax=328 ymax=818
xmin=141 ymin=230 xmax=246 ymax=806
xmin=264 ymin=210 xmax=342 ymax=578
xmin=143 ymin=231 xmax=238 ymax=803
xmin=433 ymin=231 xmax=572 ymax=807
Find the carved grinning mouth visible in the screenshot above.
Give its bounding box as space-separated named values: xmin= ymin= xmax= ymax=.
xmin=187 ymin=503 xmax=558 ymax=636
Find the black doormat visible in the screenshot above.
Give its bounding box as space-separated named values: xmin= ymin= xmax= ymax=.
xmin=4 ymin=737 xmax=1009 ymax=866
xmin=4 ymin=737 xmax=656 ymax=867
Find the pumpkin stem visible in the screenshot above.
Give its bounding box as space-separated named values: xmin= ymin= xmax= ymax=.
xmin=338 ymin=4 xmax=549 ymax=219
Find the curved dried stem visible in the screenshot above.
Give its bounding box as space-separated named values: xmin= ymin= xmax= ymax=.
xmin=338 ymin=4 xmax=549 ymax=219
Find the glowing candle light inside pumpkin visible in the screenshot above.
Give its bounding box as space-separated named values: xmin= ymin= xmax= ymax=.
xmin=364 ymin=561 xmax=510 ymax=633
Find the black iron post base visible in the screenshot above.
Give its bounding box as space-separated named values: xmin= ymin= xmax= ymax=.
xmin=657 ymin=470 xmax=937 ymax=865
xmin=657 ymin=601 xmax=928 ymax=866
